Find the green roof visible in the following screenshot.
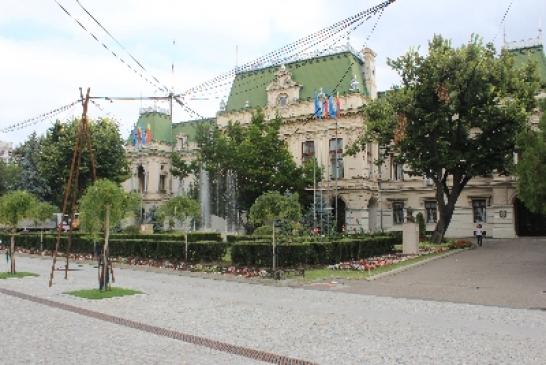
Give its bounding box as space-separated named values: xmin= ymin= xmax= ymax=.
xmin=226 ymin=51 xmax=367 ymax=112
xmin=135 ymin=111 xmax=173 ymax=144
xmin=172 ymin=118 xmax=215 ymax=142
xmin=509 ymin=44 xmax=546 ymax=87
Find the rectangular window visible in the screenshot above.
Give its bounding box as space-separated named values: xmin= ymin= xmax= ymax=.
xmin=472 ymin=199 xmax=487 ymax=223
xmin=302 ymin=141 xmax=315 ymax=163
xmin=159 ymin=175 xmax=166 ymax=193
xmin=425 ymin=201 xmax=437 ymax=223
xmin=393 ymin=162 xmax=404 ymax=181
xmin=329 ymin=138 xmax=344 ymax=179
xmin=393 ymin=201 xmax=404 ymax=225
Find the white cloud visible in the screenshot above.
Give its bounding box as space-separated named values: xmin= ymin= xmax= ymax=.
xmin=1 ymin=0 xmax=545 ymax=144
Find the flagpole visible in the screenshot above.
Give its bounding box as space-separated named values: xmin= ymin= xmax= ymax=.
xmin=334 ymin=114 xmax=339 ymax=233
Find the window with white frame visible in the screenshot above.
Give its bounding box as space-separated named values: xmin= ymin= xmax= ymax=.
xmin=393 ymin=162 xmax=404 ymax=181
xmin=425 ymin=201 xmax=437 ymax=223
xmin=278 ymin=93 xmax=288 ymax=107
xmin=472 ymin=199 xmax=487 ymax=223
xmin=392 ymin=201 xmax=404 ymax=225
xmin=329 ymin=138 xmax=344 ymax=179
xmin=302 ymin=141 xmax=315 ymax=163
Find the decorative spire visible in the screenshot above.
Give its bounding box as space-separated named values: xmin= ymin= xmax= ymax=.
xmin=219 ymin=99 xmax=226 ymax=112
xmin=244 ymin=100 xmax=250 ymax=108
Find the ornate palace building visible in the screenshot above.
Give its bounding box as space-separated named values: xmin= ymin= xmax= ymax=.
xmin=123 ymin=38 xmax=546 ymax=237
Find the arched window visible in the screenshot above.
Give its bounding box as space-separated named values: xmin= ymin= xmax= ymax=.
xmin=277 ymin=93 xmax=288 ymax=107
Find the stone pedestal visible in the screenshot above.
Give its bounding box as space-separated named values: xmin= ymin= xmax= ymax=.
xmin=402 ymin=222 xmax=419 ymax=255
xmin=140 ymin=224 xmax=154 ymax=234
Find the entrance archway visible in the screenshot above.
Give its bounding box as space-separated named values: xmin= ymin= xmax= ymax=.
xmin=368 ymin=197 xmax=378 ymax=233
xmin=514 ymin=198 xmax=546 ymax=236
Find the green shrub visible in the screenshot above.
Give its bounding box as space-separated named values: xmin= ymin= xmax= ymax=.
xmin=253 ymin=225 xmax=273 ymax=236
xmin=231 ymin=236 xmax=398 ymax=267
xmin=0 ymin=232 xmax=226 ymax=262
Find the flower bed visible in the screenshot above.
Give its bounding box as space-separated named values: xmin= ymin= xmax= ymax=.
xmin=326 ymin=245 xmax=450 ymax=273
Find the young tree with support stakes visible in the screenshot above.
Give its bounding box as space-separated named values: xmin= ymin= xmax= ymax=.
xmin=157 ymin=195 xmax=200 ymax=231
xmin=249 ymin=191 xmax=301 ymax=272
xmin=157 ymin=195 xmax=200 ymax=262
xmin=79 ymin=179 xmax=138 ymax=290
xmin=31 ymin=202 xmax=56 ymax=252
xmin=0 ymin=191 xmax=39 ymax=273
xmin=348 ymin=35 xmax=539 ymax=243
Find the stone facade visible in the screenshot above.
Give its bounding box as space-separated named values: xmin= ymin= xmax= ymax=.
xmin=217 ymin=46 xmax=533 ymax=239
xmin=123 ymin=42 xmax=545 ymax=237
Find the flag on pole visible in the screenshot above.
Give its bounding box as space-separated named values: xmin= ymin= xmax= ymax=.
xmin=314 ymin=91 xmax=322 ymax=119
xmin=323 ymin=96 xmax=329 ymax=119
xmin=146 ymin=124 xmax=152 ymax=144
xmin=131 ymin=126 xmax=137 ymax=145
xmin=137 ymin=127 xmax=142 ymax=145
xmin=142 ymin=128 xmax=147 ymax=145
xmin=329 ymin=95 xmax=336 ymax=119
xmin=336 ymin=92 xmax=342 ymax=116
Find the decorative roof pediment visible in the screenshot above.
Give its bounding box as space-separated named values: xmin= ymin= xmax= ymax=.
xmin=266 ymin=65 xmax=301 ymax=92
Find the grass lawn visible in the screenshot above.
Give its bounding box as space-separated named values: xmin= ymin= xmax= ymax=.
xmin=65 ymin=287 xmax=143 ymax=300
xmin=302 ymin=252 xmax=447 ymax=282
xmin=0 ymin=272 xmax=39 ymax=279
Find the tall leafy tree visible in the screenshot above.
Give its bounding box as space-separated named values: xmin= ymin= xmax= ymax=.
xmin=516 ymin=99 xmax=546 ymax=215
xmin=0 ymin=191 xmax=39 ymax=273
xmin=0 ymin=160 xmax=21 ymax=195
xmin=192 ymin=110 xmax=314 ymax=211
xmin=349 ymin=35 xmax=538 ymax=243
xmin=11 ymin=132 xmax=50 ymax=200
xmin=39 ymin=117 xmax=129 ymax=207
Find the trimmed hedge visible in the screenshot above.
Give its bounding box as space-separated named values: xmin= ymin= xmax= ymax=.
xmin=231 ymin=236 xmax=398 ymax=267
xmin=0 ymin=233 xmax=227 ymax=263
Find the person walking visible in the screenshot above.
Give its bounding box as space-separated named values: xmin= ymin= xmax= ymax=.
xmin=475 ymin=224 xmax=483 ymax=247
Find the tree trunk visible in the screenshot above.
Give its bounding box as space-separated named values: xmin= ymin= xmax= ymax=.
xmin=101 ymin=205 xmax=111 ymax=291
xmin=10 ymin=233 xmax=15 ymax=274
xmin=431 ymin=202 xmax=456 ymax=243
xmin=431 ymin=175 xmax=469 ymax=243
xmin=272 ymin=222 xmax=276 ymax=273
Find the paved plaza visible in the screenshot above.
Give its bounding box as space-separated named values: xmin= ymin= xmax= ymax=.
xmin=305 ymin=237 xmax=546 ymax=309
xmin=1 ymin=237 xmax=546 ymax=364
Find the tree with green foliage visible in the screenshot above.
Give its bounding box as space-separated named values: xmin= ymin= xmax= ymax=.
xmin=249 ymin=191 xmax=302 ymax=229
xmin=192 ymin=110 xmax=315 ymax=212
xmin=157 ymin=195 xmax=200 ymax=230
xmin=0 ymin=160 xmax=21 ymax=195
xmin=0 ymin=191 xmax=38 ymax=273
xmin=79 ymin=179 xmax=138 ymax=290
xmin=31 ymin=201 xmax=56 ymax=251
xmin=11 ymin=132 xmax=51 ymax=200
xmin=349 ymin=35 xmax=538 ymax=243
xmin=39 ymin=118 xmax=129 ymax=207
xmin=249 ymin=191 xmax=301 ymax=271
xmin=516 ymin=99 xmax=546 ymax=215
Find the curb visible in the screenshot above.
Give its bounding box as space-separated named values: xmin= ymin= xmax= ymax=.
xmin=365 ymin=249 xmax=466 ymax=281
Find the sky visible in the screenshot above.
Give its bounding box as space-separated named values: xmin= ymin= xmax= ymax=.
xmin=0 ymin=0 xmax=544 ymax=145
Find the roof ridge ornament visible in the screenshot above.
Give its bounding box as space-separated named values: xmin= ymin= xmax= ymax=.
xmin=350 ymin=75 xmax=360 ymax=92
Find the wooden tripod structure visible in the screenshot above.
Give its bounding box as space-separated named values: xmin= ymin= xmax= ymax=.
xmin=48 ymin=87 xmax=97 ymax=287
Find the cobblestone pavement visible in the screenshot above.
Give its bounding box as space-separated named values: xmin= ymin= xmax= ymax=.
xmin=1 ymin=254 xmax=546 ymax=364
xmin=306 ymin=237 xmax=546 ymax=309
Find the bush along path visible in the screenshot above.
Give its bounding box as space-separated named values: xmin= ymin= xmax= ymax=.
xmin=0 ymin=233 xmax=405 ymax=281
